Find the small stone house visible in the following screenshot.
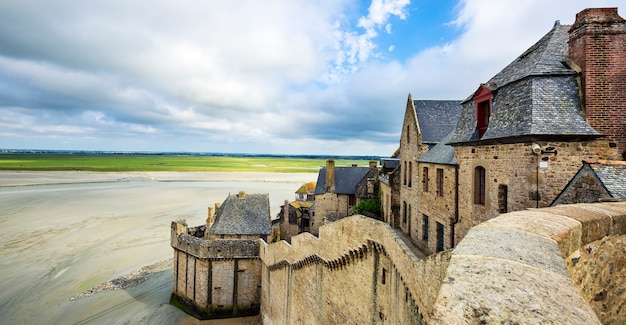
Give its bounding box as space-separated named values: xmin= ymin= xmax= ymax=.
xmin=552 ymin=160 xmax=626 ymax=205
xmin=277 ymin=199 xmax=314 ymax=242
xmin=312 ymin=158 xmax=378 ymax=235
xmin=294 ymin=181 xmax=316 ymax=202
xmin=171 ymin=191 xmax=270 ymax=319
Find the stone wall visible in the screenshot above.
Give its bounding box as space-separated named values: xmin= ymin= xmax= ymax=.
xmin=430 ymin=202 xmax=626 ymax=324
xmin=311 ymin=192 xmax=350 ymax=234
xmin=453 ymin=139 xmax=616 ymax=243
xmin=171 ymin=221 xmax=263 ymax=318
xmin=566 ymin=235 xmax=626 ymax=325
xmin=259 ymin=215 xmax=451 ymax=324
xmin=416 ymin=162 xmax=457 ymax=254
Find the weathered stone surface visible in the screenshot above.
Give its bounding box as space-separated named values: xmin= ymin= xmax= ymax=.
xmin=452 ymin=226 xmax=569 ymax=277
xmin=479 ymin=210 xmax=583 ymax=257
xmin=431 ymin=255 xmax=601 ymax=324
xmin=566 ymin=235 xmax=626 ymax=325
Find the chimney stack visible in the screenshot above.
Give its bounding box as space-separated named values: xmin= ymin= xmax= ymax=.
xmin=568 ymin=8 xmax=626 ymax=154
xmin=238 ymin=190 xmax=246 ymax=199
xmin=369 ymin=160 xmax=377 ymax=168
xmin=206 ymin=206 xmax=215 ymax=228
xmin=325 ymin=158 xmax=335 ymax=193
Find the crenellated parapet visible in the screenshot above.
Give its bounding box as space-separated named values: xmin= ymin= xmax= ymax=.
xmin=260 ymin=215 xmax=451 ymax=324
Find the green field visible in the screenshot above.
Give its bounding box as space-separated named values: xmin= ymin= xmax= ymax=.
xmin=0 ymin=154 xmax=375 ymax=173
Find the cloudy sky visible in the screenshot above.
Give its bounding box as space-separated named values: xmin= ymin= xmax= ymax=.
xmin=0 ymin=0 xmax=622 ymax=155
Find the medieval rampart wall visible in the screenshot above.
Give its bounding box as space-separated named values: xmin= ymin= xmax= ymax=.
xmin=430 ymin=202 xmax=626 ymax=324
xmin=259 ymin=216 xmax=451 ymax=324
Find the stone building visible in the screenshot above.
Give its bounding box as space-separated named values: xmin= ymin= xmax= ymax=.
xmin=312 ymin=158 xmax=378 ymax=234
xmin=390 ymin=7 xmax=625 ymax=253
xmin=379 ymin=157 xmax=400 ymax=228
xmin=395 ymin=96 xmax=461 ymax=252
xmin=295 ymin=181 xmax=316 ymax=202
xmin=552 ymin=160 xmax=626 ymax=205
xmin=171 ymin=191 xmax=270 ymax=319
xmin=278 ymin=199 xmax=314 ymax=242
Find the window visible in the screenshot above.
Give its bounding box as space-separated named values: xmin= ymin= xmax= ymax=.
xmin=498 ymin=185 xmax=508 ymax=213
xmin=422 ymin=167 xmax=429 ymax=192
xmin=476 ymin=101 xmax=491 ymax=138
xmin=474 ymin=86 xmax=493 ymax=139
xmin=403 ymin=161 xmax=407 ymax=186
xmin=436 ymin=168 xmax=444 ymax=197
xmin=436 ymin=222 xmax=445 ymax=252
xmin=402 ymin=201 xmax=407 ymax=224
xmin=474 ymin=166 xmax=486 ymax=205
xmin=408 ymin=162 xmax=412 ymax=187
xmin=381 ymin=267 xmax=387 ymax=284
xmin=407 ymin=125 xmax=410 ymax=143
xmin=422 ymin=215 xmax=429 ymax=242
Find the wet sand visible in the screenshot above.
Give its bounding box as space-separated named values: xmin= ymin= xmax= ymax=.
xmin=0 ymin=171 xmax=316 ymax=324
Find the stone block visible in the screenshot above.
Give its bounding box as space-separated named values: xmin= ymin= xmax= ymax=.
xmin=431 ymin=256 xmax=601 ymax=324
xmin=480 ymin=210 xmax=583 ymax=257
xmin=543 ymin=204 xmax=612 ymax=244
xmin=453 ymin=225 xmax=569 ymax=277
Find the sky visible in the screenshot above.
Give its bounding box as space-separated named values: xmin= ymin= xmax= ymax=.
xmin=0 ymin=0 xmax=623 ymax=156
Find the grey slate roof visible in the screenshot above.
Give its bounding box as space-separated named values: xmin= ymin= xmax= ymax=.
xmin=380 ymin=158 xmax=400 ymax=171
xmin=449 ymin=22 xmax=601 ymax=145
xmin=314 ymin=167 xmax=371 ymax=195
xmin=591 ymin=162 xmax=626 ymax=199
xmin=418 ymin=131 xmax=457 ymax=165
xmin=208 ymin=193 xmax=271 ymax=235
xmin=413 ymin=100 xmax=462 ymax=144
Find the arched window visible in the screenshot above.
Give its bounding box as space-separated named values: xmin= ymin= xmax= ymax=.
xmin=474 ymin=166 xmax=486 ymax=205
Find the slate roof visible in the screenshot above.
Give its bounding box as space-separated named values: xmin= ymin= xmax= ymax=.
xmin=589 ymin=161 xmax=626 ymax=199
xmin=413 ymin=100 xmax=462 ymax=144
xmin=417 ymin=131 xmax=457 ymax=165
xmin=449 ymin=22 xmax=601 ymax=145
xmin=314 ymin=167 xmax=371 ymax=195
xmin=380 ymin=158 xmax=400 ymax=171
xmin=208 ymin=193 xmax=271 ymax=235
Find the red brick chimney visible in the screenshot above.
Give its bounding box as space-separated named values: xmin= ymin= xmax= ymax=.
xmin=568 ymin=8 xmax=626 ymax=155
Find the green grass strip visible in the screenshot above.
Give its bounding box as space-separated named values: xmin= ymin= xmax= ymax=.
xmin=0 ymin=154 xmax=374 ymax=173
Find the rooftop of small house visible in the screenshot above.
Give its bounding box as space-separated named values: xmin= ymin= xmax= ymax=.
xmin=314 ymin=166 xmax=371 ymax=195
xmin=208 ymin=192 xmax=271 ymax=235
xmin=413 ymin=100 xmax=462 ymax=145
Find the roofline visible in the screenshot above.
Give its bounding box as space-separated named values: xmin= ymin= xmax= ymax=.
xmin=461 ymin=70 xmax=578 ymax=105
xmin=448 ymin=134 xmax=604 ymax=146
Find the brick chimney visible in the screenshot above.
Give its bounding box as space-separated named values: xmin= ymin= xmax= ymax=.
xmin=325 ymin=158 xmax=335 ymax=193
xmin=568 ymin=8 xmax=626 ymax=155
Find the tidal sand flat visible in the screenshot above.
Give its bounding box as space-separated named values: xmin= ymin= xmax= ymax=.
xmin=0 ymin=171 xmax=315 ymax=324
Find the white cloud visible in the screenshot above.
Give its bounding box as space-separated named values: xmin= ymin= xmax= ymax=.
xmin=0 ymin=0 xmax=623 ymax=155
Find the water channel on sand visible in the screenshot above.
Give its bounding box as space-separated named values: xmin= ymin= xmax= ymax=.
xmin=0 ymin=171 xmax=316 ymax=325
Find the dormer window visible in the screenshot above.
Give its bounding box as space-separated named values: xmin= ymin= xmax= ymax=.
xmin=473 ymin=86 xmax=493 ymax=139
xmin=477 ymin=100 xmax=490 ymax=138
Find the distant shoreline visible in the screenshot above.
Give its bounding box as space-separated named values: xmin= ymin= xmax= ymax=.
xmin=0 ymin=148 xmax=382 ymax=161
xmin=0 ymin=152 xmax=378 ymax=173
